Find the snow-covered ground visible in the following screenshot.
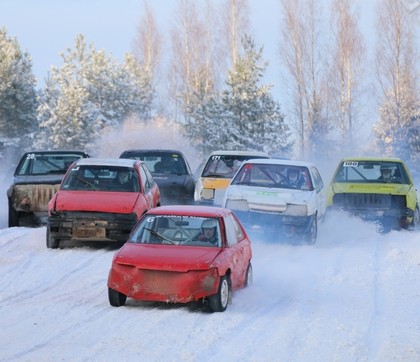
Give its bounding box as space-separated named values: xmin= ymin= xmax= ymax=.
xmin=1 ymin=197 xmax=420 ymax=361
xmin=1 ymin=146 xmax=420 ymax=361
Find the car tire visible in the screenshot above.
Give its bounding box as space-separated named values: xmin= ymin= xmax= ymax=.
xmin=208 ymin=276 xmax=230 ymax=312
xmin=46 ymin=228 xmax=60 ymax=249
xmin=245 ymin=262 xmax=253 ymax=287
xmin=8 ymin=201 xmax=19 ymax=227
xmin=108 ymin=287 xmax=127 ymax=307
xmin=305 ymin=215 xmax=317 ymax=245
xmin=409 ymin=206 xmax=420 ymax=230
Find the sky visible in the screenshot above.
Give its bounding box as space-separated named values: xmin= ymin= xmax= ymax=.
xmin=1 ymin=203 xmax=420 ymax=361
xmin=0 ymin=0 xmax=378 ymax=100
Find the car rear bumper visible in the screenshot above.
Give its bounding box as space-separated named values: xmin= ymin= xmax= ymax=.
xmin=48 ymin=211 xmax=138 ymax=243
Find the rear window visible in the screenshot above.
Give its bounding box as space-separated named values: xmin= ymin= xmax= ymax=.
xmin=15 ymin=153 xmax=86 ymax=176
xmin=202 ymin=154 xmax=268 ymax=178
xmin=120 ymin=151 xmax=187 ymax=175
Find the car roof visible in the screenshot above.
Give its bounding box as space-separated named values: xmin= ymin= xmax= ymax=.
xmin=74 ymin=158 xmax=140 ymax=167
xmin=147 ymin=205 xmax=232 ymax=218
xmin=243 ymin=158 xmax=316 ymax=168
xmin=339 ymin=156 xmax=403 ymax=163
xmin=20 ymin=150 xmax=89 ymax=156
xmin=120 ymin=149 xmax=184 ymax=156
xmin=208 ymin=150 xmax=269 ymax=157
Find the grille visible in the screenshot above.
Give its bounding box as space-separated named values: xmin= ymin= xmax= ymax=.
xmin=333 ymin=193 xmax=406 ymax=210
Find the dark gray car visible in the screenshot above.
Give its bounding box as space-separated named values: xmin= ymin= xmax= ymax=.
xmin=119 ymin=149 xmax=195 ymax=205
xmin=7 ymin=150 xmax=90 ymax=227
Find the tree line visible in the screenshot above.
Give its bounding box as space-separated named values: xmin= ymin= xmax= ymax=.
xmin=0 ymin=0 xmax=418 ymax=168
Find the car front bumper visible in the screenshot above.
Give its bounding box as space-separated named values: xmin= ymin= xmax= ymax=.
xmin=108 ymin=265 xmax=219 ymax=303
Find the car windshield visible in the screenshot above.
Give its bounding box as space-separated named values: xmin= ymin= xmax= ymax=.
xmin=129 ymin=215 xmax=221 ymax=247
xmin=333 ymin=161 xmax=409 ymax=184
xmin=202 ymin=155 xmax=265 ymax=178
xmin=231 ymin=163 xmax=313 ymax=190
xmin=120 ymin=151 xmax=187 ymax=175
xmin=61 ymin=165 xmax=139 ymax=192
xmin=15 ymin=153 xmax=84 ymax=176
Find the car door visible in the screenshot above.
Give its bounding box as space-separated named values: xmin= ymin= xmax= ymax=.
xmin=222 ymin=213 xmax=250 ymax=289
xmin=139 ymin=163 xmax=160 ymax=209
xmin=310 ymin=166 xmax=326 ymax=220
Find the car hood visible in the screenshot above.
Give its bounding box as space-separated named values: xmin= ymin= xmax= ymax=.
xmin=115 ymin=243 xmax=221 ymax=272
xmin=331 ymin=182 xmax=412 ymax=195
xmin=53 ymin=191 xmax=140 ymax=213
xmin=225 ymin=185 xmax=312 ymax=205
xmin=13 ymin=174 xmax=65 ymax=185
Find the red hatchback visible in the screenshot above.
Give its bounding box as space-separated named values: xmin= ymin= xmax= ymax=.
xmin=107 ymin=205 xmax=253 ymax=312
xmin=47 ymin=158 xmax=160 ymax=249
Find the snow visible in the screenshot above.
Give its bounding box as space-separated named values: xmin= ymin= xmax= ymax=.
xmin=1 ymin=205 xmax=420 ymax=361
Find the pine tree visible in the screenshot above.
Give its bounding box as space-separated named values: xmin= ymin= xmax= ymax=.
xmin=185 ymin=35 xmax=292 ymax=157
xmin=36 ymin=34 xmax=154 ymax=150
xmin=221 ymin=35 xmax=292 ymax=156
xmin=0 ymin=28 xmax=38 ymax=143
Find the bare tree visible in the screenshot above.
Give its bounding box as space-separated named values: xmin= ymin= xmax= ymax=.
xmin=279 ymin=0 xmax=327 ymax=159
xmin=374 ymin=0 xmax=419 ymax=160
xmin=328 ymin=0 xmax=366 ymax=150
xmin=167 ymin=0 xmax=223 ymax=122
xmin=223 ymin=0 xmax=250 ymax=65
xmin=132 ymin=0 xmax=162 ymax=76
xmin=132 ymin=0 xmax=162 ymax=117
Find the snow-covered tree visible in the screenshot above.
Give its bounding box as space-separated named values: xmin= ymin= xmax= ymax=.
xmin=374 ymin=0 xmax=419 ymax=161
xmin=185 ymin=35 xmax=292 ymax=157
xmin=220 ymin=35 xmax=292 ymax=156
xmin=0 ymin=28 xmax=38 ymax=143
xmin=36 ymin=34 xmax=154 ymax=150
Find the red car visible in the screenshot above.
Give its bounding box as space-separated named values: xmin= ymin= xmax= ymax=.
xmin=107 ymin=205 xmax=253 ymax=312
xmin=47 ymin=158 xmax=160 ymax=249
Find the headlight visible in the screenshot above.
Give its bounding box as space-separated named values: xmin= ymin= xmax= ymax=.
xmin=285 ymin=204 xmax=307 ymax=216
xmin=225 ymin=199 xmax=249 ymax=211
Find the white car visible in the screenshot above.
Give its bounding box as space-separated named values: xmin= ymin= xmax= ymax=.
xmin=194 ymin=150 xmax=269 ymax=206
xmin=222 ymin=159 xmax=326 ymax=244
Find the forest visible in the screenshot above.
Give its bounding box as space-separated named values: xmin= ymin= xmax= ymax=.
xmin=0 ymin=0 xmax=418 ymax=170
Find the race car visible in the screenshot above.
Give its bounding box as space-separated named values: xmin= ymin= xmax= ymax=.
xmin=326 ymin=156 xmax=419 ymax=231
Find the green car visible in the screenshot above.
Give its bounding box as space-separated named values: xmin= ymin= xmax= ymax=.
xmin=326 ymin=157 xmax=419 ymax=231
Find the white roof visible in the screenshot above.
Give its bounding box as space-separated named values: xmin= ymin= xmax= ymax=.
xmin=244 ymin=158 xmax=316 ymax=168
xmin=209 ymin=150 xmax=269 ymax=157
xmin=74 ymin=158 xmax=138 ymax=167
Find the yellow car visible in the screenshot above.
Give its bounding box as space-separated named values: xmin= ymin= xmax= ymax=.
xmin=194 ymin=150 xmax=269 ymax=206
xmin=326 ymin=157 xmax=419 ymax=231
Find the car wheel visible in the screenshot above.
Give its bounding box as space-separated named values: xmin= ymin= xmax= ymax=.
xmin=245 ymin=262 xmax=253 ymax=287
xmin=8 ymin=201 xmax=19 ymax=227
xmin=409 ymin=206 xmax=420 ymax=230
xmin=108 ymin=287 xmax=127 ymax=307
xmin=304 ymin=216 xmax=317 ymax=244
xmin=46 ymin=228 xmax=60 ymax=249
xmin=208 ymin=276 xmax=230 ymax=312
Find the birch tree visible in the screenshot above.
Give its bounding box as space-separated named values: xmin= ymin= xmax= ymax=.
xmin=279 ymin=0 xmax=327 ymax=159
xmin=223 ymin=0 xmax=250 ymax=65
xmin=168 ymin=0 xmax=221 ymax=121
xmin=328 ymin=0 xmax=366 ymax=151
xmin=132 ymin=0 xmax=161 ymax=119
xmin=374 ymin=0 xmax=419 ymax=161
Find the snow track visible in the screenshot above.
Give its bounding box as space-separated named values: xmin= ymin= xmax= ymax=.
xmin=1 ymin=217 xmax=420 ymax=361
